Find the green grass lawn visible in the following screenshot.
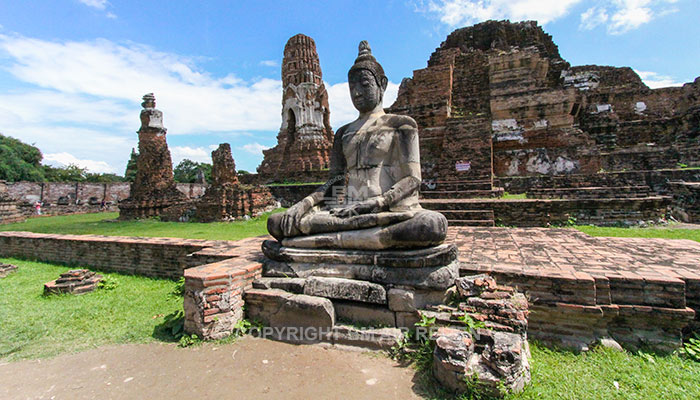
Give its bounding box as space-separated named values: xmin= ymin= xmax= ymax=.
xmin=575 ymin=224 xmax=700 ymax=243
xmin=0 ymin=258 xmax=183 ymax=361
xmin=2 ymin=212 xmax=698 ymax=244
xmin=0 ymin=210 xmax=280 ymax=240
xmin=508 ymin=343 xmax=700 ymax=400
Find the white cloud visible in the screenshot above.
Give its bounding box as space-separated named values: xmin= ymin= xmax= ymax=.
xmin=423 ymin=0 xmax=677 ymax=34
xmin=78 ymin=0 xmax=108 ymax=10
xmin=424 ymin=0 xmax=584 ymax=26
xmin=0 ymin=33 xmax=287 ymax=173
xmin=239 ymin=142 xmax=271 ymax=156
xmin=44 ymin=152 xmax=115 ymax=173
xmin=259 ymin=60 xmax=278 ymax=67
xmin=635 ymin=70 xmax=684 ymax=89
xmin=106 ymin=12 xmax=117 ymax=19
xmin=326 ymin=81 xmax=400 ymax=128
xmin=170 ymin=146 xmax=212 ymax=165
xmin=0 ymin=34 xmax=284 ymax=134
xmin=580 ymin=7 xmax=609 ymax=30
xmin=0 ymin=33 xmax=402 ymax=174
xmin=580 ymin=1 xmax=679 ymax=34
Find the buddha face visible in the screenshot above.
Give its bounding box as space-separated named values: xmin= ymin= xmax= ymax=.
xmin=349 ymin=69 xmax=384 ymax=113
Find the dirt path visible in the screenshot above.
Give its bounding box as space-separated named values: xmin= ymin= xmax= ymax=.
xmin=0 ymin=337 xmax=423 ymax=400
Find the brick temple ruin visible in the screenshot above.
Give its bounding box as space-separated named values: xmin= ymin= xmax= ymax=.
xmin=257 ymin=34 xmax=334 ymax=183
xmin=119 ymin=93 xmax=192 ymax=221
xmin=194 ymin=143 xmax=276 ymax=222
xmin=387 ymin=20 xmax=700 ymax=227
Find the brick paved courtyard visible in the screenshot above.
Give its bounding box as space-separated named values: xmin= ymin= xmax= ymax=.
xmin=451 ymin=227 xmax=700 ymax=349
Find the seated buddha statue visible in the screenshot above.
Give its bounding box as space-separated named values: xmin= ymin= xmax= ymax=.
xmin=267 ymin=41 xmax=447 ymax=250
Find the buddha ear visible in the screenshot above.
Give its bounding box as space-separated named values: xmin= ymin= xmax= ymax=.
xmin=380 ymin=76 xmax=388 ymax=91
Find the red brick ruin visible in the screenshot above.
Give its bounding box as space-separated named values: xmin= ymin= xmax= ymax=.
xmin=257 ymin=34 xmax=334 ymax=183
xmin=119 ymin=93 xmax=191 ymax=221
xmin=389 ymin=20 xmax=699 ymax=225
xmin=195 ymin=143 xmax=276 ymax=222
xmin=0 ymin=180 xmax=24 ymax=224
xmin=390 ymin=20 xmax=699 ymax=185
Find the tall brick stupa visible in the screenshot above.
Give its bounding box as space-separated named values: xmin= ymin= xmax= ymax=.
xmin=257 ymin=34 xmax=334 ymax=182
xmin=119 ymin=93 xmax=191 ymax=221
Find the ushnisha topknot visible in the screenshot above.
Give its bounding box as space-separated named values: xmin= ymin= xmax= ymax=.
xmin=348 ymin=40 xmax=387 ymax=88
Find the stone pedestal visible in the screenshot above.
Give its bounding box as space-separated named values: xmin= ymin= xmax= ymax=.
xmin=244 ymin=241 xmax=459 ymax=349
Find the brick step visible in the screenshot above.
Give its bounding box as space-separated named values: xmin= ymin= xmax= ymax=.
xmin=432 ymin=209 xmax=495 ymax=220
xmin=422 ymin=180 xmax=493 ymax=191
xmin=421 ymin=188 xmax=504 ymax=199
xmin=421 ymin=200 xmax=494 ymax=211
xmin=447 ymin=219 xmax=495 ymax=227
xmin=527 ymin=185 xmax=653 ymax=199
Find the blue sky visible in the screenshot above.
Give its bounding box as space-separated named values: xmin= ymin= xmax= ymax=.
xmin=0 ymin=0 xmax=698 ymax=174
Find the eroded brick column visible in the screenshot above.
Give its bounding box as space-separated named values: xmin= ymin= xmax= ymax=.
xmin=183 ymin=258 xmax=262 ymax=340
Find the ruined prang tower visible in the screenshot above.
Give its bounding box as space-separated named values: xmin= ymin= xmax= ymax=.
xmin=257 ymin=34 xmax=334 ymax=182
xmin=195 ymin=143 xmax=275 ymax=222
xmin=119 ymin=93 xmax=190 ymax=221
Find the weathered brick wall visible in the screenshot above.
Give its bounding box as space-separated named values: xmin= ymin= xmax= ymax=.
xmin=0 ymin=199 xmax=25 ymax=224
xmin=492 ymin=198 xmax=670 ymax=226
xmin=669 ymin=182 xmax=700 ymax=223
xmin=498 ymin=169 xmax=700 ymax=194
xmin=0 ymin=232 xmax=227 ymax=279
xmin=3 ymin=181 xmax=206 ymax=217
xmin=423 ymin=197 xmax=670 ymax=227
xmin=267 ymin=184 xmax=322 ymax=207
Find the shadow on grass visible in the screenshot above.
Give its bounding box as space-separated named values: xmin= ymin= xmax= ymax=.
xmin=152 ymin=310 xmax=186 ymax=343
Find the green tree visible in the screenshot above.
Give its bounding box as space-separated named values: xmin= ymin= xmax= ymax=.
xmin=85 ymin=173 xmax=125 ymax=183
xmin=0 ymin=133 xmax=46 ymax=182
xmin=174 ymin=159 xmax=212 ymax=183
xmin=43 ymin=164 xmax=88 ymax=182
xmin=124 ymin=149 xmax=139 ymax=182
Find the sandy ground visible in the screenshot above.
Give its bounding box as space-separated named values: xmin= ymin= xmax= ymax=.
xmin=0 ymin=337 xmax=423 ymax=400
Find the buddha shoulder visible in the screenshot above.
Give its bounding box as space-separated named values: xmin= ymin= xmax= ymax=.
xmin=382 ymin=114 xmax=417 ymax=131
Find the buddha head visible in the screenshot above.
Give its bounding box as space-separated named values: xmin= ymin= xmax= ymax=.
xmin=348 ymin=41 xmax=388 ymax=113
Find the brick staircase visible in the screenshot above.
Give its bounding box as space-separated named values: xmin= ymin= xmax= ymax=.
xmin=420 ymin=179 xmax=504 ymax=199
xmin=421 ymin=199 xmax=495 ymax=227
xmin=527 ymin=185 xmax=654 ymax=199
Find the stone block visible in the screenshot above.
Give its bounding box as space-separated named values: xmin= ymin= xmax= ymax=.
xmin=395 ymin=311 xmax=421 ymax=329
xmin=263 ymin=240 xmax=458 ymax=268
xmin=304 ymin=276 xmax=386 ymax=304
xmin=253 ymin=277 xmax=306 ymax=293
xmin=264 ymin=259 xmax=459 ymax=290
xmin=333 ymin=300 xmax=396 ymax=328
xmin=245 ymin=288 xmax=335 ymax=329
xmin=388 ymin=288 xmax=415 ymax=312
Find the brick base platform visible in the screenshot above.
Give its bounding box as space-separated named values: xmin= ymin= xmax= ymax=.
xmin=454 ymin=227 xmax=699 ymax=351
